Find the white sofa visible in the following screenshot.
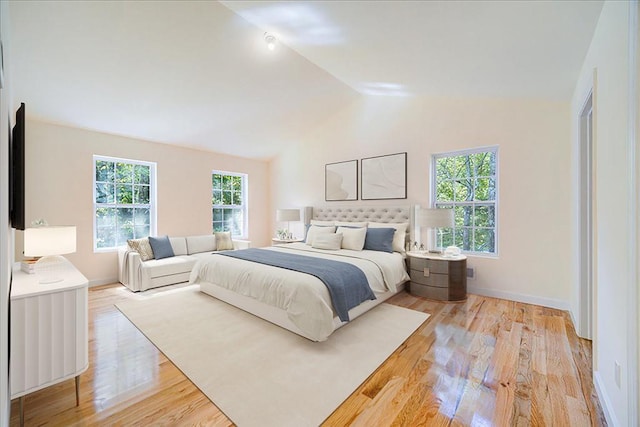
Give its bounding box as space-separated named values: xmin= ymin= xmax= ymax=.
xmin=117 ymin=235 xmax=250 ymax=292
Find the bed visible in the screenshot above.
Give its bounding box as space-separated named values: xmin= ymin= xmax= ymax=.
xmin=189 ymin=206 xmax=413 ymax=341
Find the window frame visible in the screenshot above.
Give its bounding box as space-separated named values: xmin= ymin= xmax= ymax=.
xmin=430 ymin=145 xmax=499 ymax=257
xmin=93 ymin=155 xmax=157 ymax=252
xmin=211 ymin=170 xmax=248 ymax=239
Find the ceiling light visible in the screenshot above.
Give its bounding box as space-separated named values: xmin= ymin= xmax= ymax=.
xmin=264 ymin=32 xmax=277 ymax=51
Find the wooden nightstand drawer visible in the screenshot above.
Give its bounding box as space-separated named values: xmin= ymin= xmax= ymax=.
xmin=409 ymin=270 xmax=449 ymax=288
xmin=409 ymin=282 xmax=449 ymax=300
xmin=407 ymin=257 xmax=449 ymax=274
xmin=406 ymin=252 xmax=467 ymax=302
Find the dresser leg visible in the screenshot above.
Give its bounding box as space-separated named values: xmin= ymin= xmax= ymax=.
xmin=19 ymin=396 xmax=24 ymax=427
xmin=75 ymin=375 xmax=80 ymax=406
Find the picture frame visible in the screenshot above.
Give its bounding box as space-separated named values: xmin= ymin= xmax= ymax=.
xmin=361 ymin=152 xmax=407 ymax=200
xmin=325 ymin=160 xmax=358 ymax=201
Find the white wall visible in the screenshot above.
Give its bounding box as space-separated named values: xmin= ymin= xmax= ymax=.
xmin=271 ymin=95 xmax=572 ymax=308
xmin=16 ymin=120 xmax=272 ymax=284
xmin=571 ymin=1 xmax=635 ymax=425
xmin=0 ymin=0 xmax=12 ymax=423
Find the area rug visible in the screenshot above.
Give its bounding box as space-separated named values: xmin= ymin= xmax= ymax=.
xmin=116 ymin=287 xmax=429 ymax=427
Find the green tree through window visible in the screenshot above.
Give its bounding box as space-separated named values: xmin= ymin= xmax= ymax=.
xmin=94 ymin=156 xmax=156 ymax=250
xmin=212 ymin=171 xmax=247 ymax=237
xmin=433 ymin=147 xmax=498 ymax=255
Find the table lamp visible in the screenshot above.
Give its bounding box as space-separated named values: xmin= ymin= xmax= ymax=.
xmin=24 ymin=226 xmax=77 ymax=284
xmin=276 ymin=209 xmax=300 ymax=239
xmin=416 ymin=208 xmax=453 ymax=253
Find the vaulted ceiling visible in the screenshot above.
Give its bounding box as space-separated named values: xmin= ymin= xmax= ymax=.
xmin=8 ymin=1 xmax=603 ymax=160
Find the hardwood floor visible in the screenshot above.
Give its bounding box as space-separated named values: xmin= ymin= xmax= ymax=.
xmin=10 ymin=284 xmax=606 ymax=426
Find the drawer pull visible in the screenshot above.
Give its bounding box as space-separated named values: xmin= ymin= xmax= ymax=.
xmin=423 ymin=267 xmax=430 ymax=277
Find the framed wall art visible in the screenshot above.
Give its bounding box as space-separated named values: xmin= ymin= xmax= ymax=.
xmin=325 ymin=160 xmax=358 ymax=201
xmin=361 ymin=152 xmax=407 ymax=200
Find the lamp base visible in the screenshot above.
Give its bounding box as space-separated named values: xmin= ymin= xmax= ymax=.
xmin=34 ymin=255 xmax=73 ymax=284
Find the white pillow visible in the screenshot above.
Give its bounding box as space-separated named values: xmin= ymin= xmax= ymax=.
xmin=305 ymin=225 xmax=336 ymax=246
xmin=312 ymin=233 xmax=343 ymax=250
xmin=368 ymin=222 xmax=408 ymax=253
xmin=337 ymin=226 xmax=367 ymax=251
xmin=310 ymin=220 xmax=335 ymax=226
xmin=334 ymin=221 xmax=368 ymax=228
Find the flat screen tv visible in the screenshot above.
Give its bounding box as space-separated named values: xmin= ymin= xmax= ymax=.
xmin=9 ymin=103 xmax=25 ymax=230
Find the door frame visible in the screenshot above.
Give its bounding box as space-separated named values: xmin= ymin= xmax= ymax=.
xmin=578 ymin=90 xmax=594 ymax=340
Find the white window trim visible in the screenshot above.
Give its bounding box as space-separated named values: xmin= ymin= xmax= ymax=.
xmin=93 ymin=155 xmax=157 ymax=252
xmin=212 ymin=170 xmax=248 ymax=240
xmin=430 ymin=145 xmax=499 ymax=257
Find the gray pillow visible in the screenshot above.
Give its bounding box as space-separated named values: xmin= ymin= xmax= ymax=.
xmin=363 ymin=228 xmax=395 ymax=253
xmin=149 ymin=235 xmax=175 ymax=259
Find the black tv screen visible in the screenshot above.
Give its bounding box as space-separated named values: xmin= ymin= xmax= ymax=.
xmin=10 ymin=103 xmax=25 ymax=230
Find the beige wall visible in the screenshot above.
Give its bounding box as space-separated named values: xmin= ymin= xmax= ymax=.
xmin=18 ymin=120 xmax=272 ymax=284
xmin=271 ymin=95 xmax=572 ymax=308
xmin=571 ymin=1 xmax=634 ymax=425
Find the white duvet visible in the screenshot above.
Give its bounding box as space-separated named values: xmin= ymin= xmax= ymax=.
xmin=189 ymin=243 xmax=409 ymax=341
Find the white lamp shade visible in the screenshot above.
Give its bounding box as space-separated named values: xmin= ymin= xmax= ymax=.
xmin=276 ymin=209 xmax=300 ymax=222
xmin=417 ymin=208 xmax=454 ymax=228
xmin=24 ymin=226 xmax=77 ymax=257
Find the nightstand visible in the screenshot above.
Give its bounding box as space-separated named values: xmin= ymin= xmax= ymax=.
xmin=272 ymin=238 xmax=303 ymax=245
xmin=406 ymin=251 xmax=467 ymax=301
xmin=10 ymin=263 xmax=89 ymax=425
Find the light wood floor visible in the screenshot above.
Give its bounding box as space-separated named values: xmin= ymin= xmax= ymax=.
xmin=10 ymin=283 xmax=606 ymax=426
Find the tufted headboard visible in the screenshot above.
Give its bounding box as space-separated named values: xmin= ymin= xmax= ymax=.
xmin=303 ymin=205 xmax=414 ymax=251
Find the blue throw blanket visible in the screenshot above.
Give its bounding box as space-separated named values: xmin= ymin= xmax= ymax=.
xmin=218 ymin=248 xmax=376 ymax=322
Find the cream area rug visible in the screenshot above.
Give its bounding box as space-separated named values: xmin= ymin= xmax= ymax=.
xmin=116 ymin=287 xmax=429 ymax=427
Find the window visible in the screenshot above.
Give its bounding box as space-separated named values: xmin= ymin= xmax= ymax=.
xmin=212 ymin=171 xmax=247 ymax=238
xmin=93 ymin=156 xmax=156 ymax=251
xmin=432 ymin=147 xmax=498 ymax=255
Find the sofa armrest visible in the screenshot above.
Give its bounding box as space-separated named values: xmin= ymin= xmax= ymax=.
xmin=117 ymin=246 xmax=129 ymax=285
xmin=118 ymin=246 xmax=142 ymax=290
xmin=233 ymin=239 xmax=251 ymax=250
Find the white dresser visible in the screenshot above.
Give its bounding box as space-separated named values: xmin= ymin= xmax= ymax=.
xmin=10 ymin=264 xmax=88 ymax=421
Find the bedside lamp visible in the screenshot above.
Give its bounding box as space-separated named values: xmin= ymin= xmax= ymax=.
xmin=276 ymin=209 xmax=300 ymax=239
xmin=24 ymin=226 xmax=77 ymax=284
xmin=416 ymin=208 xmax=453 ymax=253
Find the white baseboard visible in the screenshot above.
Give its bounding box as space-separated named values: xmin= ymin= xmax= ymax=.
xmin=88 ymin=277 xmax=119 ymax=288
xmin=467 ymin=285 xmax=571 ymax=311
xmin=569 ymin=309 xmax=580 ymax=335
xmin=594 ymin=371 xmax=619 ymax=427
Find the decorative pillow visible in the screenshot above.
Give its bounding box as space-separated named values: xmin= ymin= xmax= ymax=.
xmin=368 ymin=222 xmax=408 ymax=253
xmin=305 ymin=225 xmax=336 ymax=245
xmin=127 ymin=237 xmax=155 ymax=261
xmin=312 ymin=233 xmax=343 ymax=250
xmin=334 ymin=221 xmax=368 ymax=228
xmin=336 ymin=226 xmax=367 ymax=251
xmin=310 ymin=220 xmax=335 ymax=226
xmin=363 ymin=228 xmax=395 ymax=253
xmin=215 ymin=232 xmax=234 ymax=251
xmin=148 ymin=235 xmax=175 ymax=260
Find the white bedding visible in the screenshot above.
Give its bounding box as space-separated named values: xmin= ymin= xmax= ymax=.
xmin=189 ymin=243 xmax=409 ymax=341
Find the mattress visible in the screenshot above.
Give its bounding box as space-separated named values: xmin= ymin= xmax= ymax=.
xmin=189 ymin=243 xmax=409 ymax=341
